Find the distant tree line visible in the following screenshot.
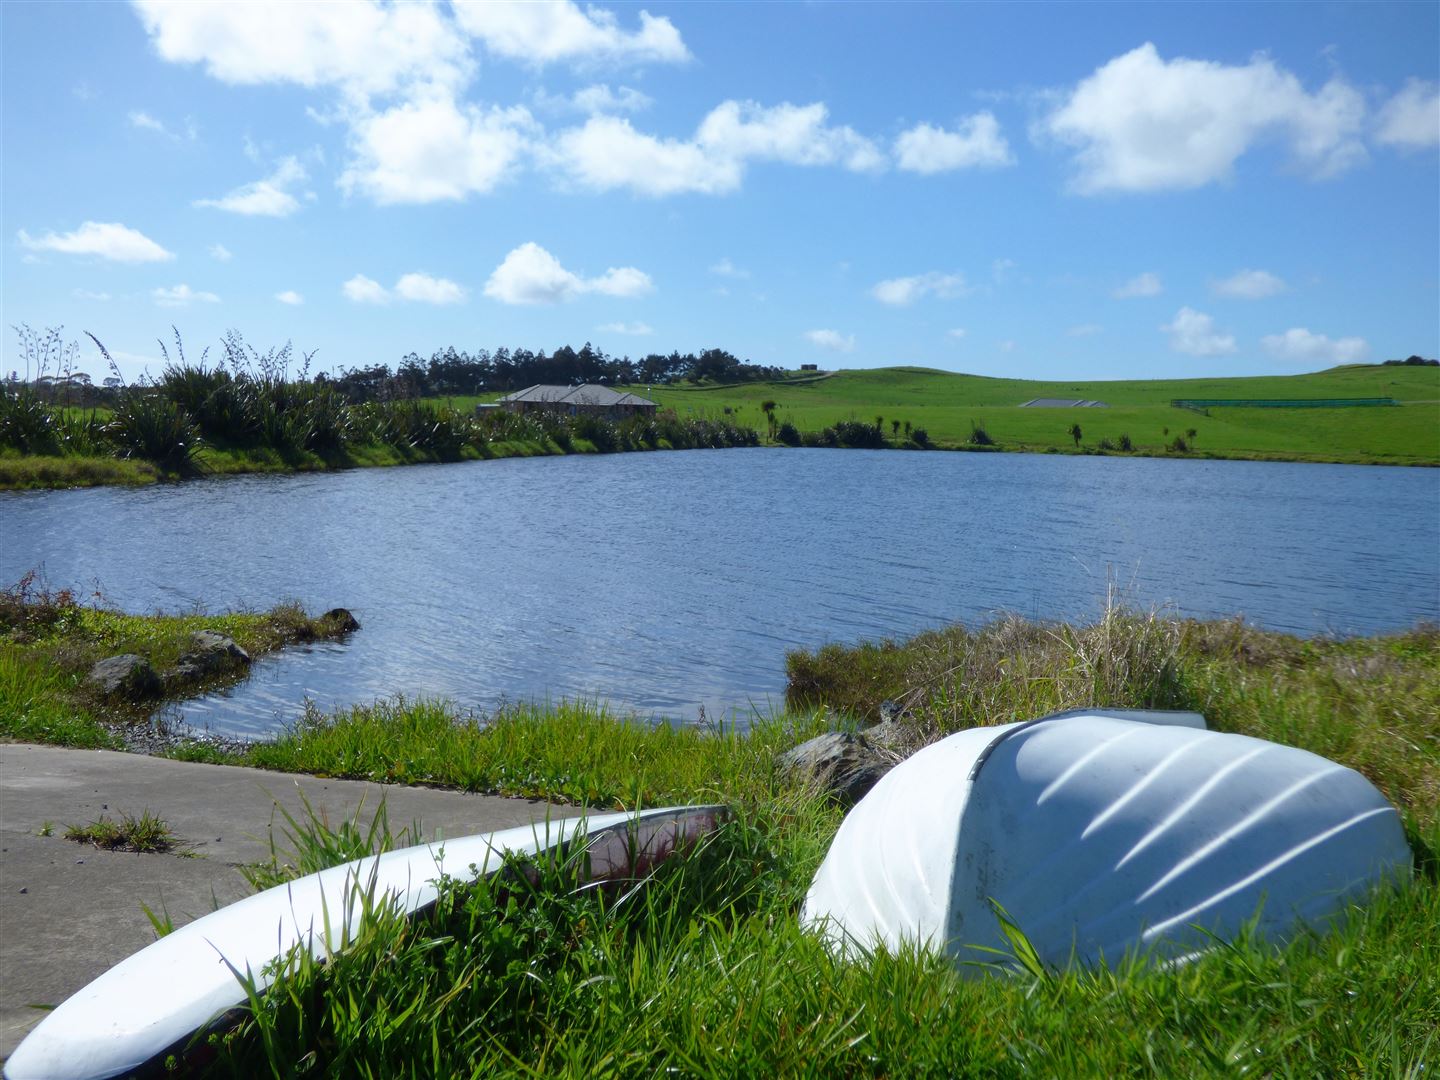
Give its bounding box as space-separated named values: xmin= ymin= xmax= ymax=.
xmin=1381 ymin=355 xmax=1438 ymax=367
xmin=318 ymin=343 xmax=787 ymax=403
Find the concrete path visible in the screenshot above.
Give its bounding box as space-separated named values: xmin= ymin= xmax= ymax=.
xmin=0 ymin=743 xmax=575 ymax=1060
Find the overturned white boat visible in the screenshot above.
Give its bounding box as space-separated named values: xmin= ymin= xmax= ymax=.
xmin=5 ymin=805 xmax=725 ymax=1080
xmin=802 ymin=710 xmax=1411 ymax=972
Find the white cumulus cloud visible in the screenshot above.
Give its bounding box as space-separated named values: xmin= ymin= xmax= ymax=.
xmin=1113 ymin=272 xmax=1162 ymax=299
xmin=133 ymin=0 xmax=472 ymax=101
xmin=483 ymin=242 xmax=653 ymax=305
xmin=1039 ymin=43 xmax=1367 ymax=193
xmin=573 ymin=83 xmax=652 ymax=114
xmin=597 ymin=321 xmax=653 ymax=336
xmin=698 ymin=100 xmax=883 ymax=171
xmin=894 ymin=113 xmax=1013 ymax=173
xmin=153 ymin=283 xmax=220 ymax=307
xmin=275 ymin=290 xmax=304 ymax=305
xmin=1376 ymin=79 xmax=1440 ymax=149
xmin=342 ymin=274 xmax=390 ymax=304
xmin=588 ymin=266 xmax=652 ymax=297
xmin=395 ymin=272 xmax=466 ymax=305
xmin=947 ymin=328 xmax=968 ymax=341
xmin=340 ymin=100 xmax=536 ymax=204
xmin=1211 ymin=268 xmax=1287 ymax=299
xmin=1162 ymin=307 xmax=1236 ymax=357
xmin=535 ymin=82 xmax=654 ymax=115
xmin=1261 ymin=327 xmax=1369 ymax=365
xmin=195 ymin=157 xmax=308 ymax=216
xmin=133 ymin=2 xmax=927 ymax=207
xmin=805 ymin=329 xmax=855 ymax=353
xmin=451 ymin=1 xmax=689 ymax=66
xmin=549 ymin=100 xmax=883 ymax=196
xmin=208 ymin=243 xmax=233 ymax=261
xmin=1067 ymin=324 xmax=1103 ymax=337
xmin=871 ymin=271 xmax=970 ymax=306
xmin=18 ymin=221 xmax=174 ymax=263
xmin=549 ymin=115 xmax=730 ymax=196
xmin=342 ymin=272 xmax=465 ymax=305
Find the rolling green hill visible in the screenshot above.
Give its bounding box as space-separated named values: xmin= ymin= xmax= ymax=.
xmin=627 ymin=365 xmax=1440 ymax=465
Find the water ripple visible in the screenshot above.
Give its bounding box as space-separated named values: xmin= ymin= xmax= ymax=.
xmin=2 ymin=449 xmax=1437 ymax=736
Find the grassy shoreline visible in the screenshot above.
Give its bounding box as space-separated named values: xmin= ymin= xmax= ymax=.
xmin=4 ymin=588 xmax=1434 ymax=825
xmin=3 ymin=594 xmax=1436 ymax=1074
xmin=3 ymin=434 xmax=1431 ymax=495
xmin=0 ymin=429 xmax=743 ymax=492
xmin=6 ymin=361 xmax=1437 ymax=490
xmin=0 ymin=581 xmax=362 ymax=749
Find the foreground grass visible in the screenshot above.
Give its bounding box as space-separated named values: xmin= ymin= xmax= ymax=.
xmin=4 ymin=598 xmax=1437 ymax=1074
xmin=203 ymin=745 xmax=1436 ymax=1074
xmin=203 ymin=823 xmax=1437 ymax=1077
xmin=204 ymin=610 xmax=1437 ymax=1076
xmin=224 ymin=699 xmax=832 ymax=808
xmin=63 ymin=809 xmax=179 ymax=853
xmin=636 ymin=364 xmax=1440 ymax=465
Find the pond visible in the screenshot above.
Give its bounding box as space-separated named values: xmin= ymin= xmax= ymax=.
xmin=3 ymin=449 xmax=1436 ymax=737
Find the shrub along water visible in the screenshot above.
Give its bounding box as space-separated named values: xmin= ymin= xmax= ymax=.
xmin=1 ymin=329 xmax=759 ymax=488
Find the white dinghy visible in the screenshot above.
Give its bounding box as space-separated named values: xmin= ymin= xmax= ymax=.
xmin=5 ymin=805 xmax=724 ymax=1080
xmin=801 ymin=710 xmax=1411 ymax=972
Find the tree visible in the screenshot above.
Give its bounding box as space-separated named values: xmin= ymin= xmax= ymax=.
xmin=760 ymin=399 xmax=778 ymax=439
xmin=1069 ymin=422 xmax=1083 ymax=448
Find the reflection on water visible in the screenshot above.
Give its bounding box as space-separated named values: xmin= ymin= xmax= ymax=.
xmin=2 ymin=449 xmax=1436 ymax=737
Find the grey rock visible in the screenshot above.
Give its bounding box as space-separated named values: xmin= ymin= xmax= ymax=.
xmin=86 ymin=655 xmax=161 ymax=699
xmin=191 ymin=630 xmax=250 ymax=664
xmin=776 ymin=731 xmax=896 ymax=805
xmin=172 ymin=631 xmax=251 ymax=683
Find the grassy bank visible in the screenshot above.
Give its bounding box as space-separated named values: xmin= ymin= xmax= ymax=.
xmin=0 ymin=577 xmax=359 ymax=747
xmin=3 ymin=598 xmax=1436 ymax=1074
xmin=0 ymin=412 xmax=757 ymax=491
xmin=629 ymin=364 xmax=1440 ymax=465
xmin=0 ymin=335 xmax=759 ymax=491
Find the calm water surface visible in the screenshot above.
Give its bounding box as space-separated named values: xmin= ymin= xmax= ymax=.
xmin=3 ymin=449 xmax=1436 ymax=737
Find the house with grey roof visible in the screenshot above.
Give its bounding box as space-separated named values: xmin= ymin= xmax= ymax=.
xmin=486 ymin=384 xmax=659 ymax=419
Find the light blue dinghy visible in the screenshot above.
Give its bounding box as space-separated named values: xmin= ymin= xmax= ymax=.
xmin=5 ymin=805 xmax=725 ymax=1080
xmin=802 ymin=710 xmax=1411 ymax=972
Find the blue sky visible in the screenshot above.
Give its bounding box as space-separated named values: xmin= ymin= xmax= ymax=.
xmin=3 ymin=1 xmax=1437 ymax=383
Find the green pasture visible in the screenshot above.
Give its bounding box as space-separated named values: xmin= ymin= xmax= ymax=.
xmin=623 ymin=365 xmax=1440 ymax=465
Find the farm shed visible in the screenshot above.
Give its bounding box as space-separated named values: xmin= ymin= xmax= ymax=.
xmin=490 ymin=384 xmax=659 ymax=419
